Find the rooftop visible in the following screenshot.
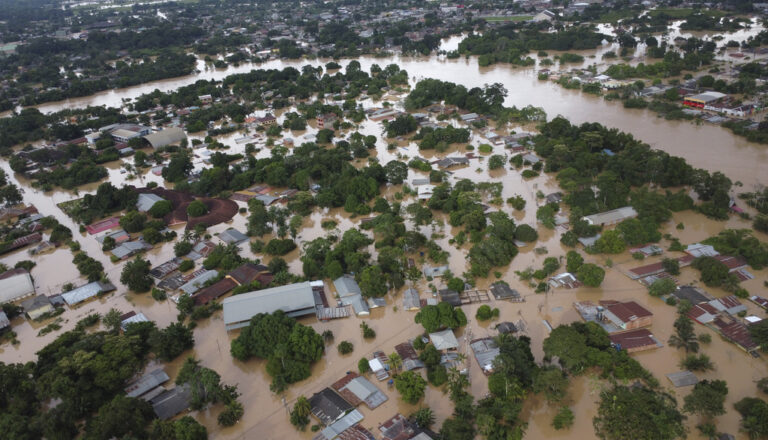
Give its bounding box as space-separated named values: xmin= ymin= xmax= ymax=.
xmin=222 ymin=281 xmax=318 ymax=330
xmin=0 ymin=269 xmax=35 ymax=303
xmin=309 ymin=387 xmax=354 ymax=426
xmin=430 ymin=329 xmax=459 ymax=350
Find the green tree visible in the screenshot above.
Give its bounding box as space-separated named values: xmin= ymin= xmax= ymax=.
xmin=120 ymin=256 xmax=153 ymax=292
xmin=358 ymin=265 xmax=387 ymax=297
xmin=683 ymin=380 xmax=728 ymax=419
xmin=593 ymin=385 xmax=685 ymax=440
xmin=103 ymin=308 xmax=123 ymax=334
xmin=162 ymin=149 xmax=193 ymax=182
xmin=534 ymin=367 xmax=569 ymax=403
xmin=187 ymin=200 xmax=208 ymax=217
xmin=668 ymin=312 xmax=699 ymax=353
xmin=84 ymin=395 xmax=154 ymax=440
xmin=149 ymin=322 xmax=194 ymax=362
xmin=648 ymin=278 xmax=677 ymax=297
xmin=395 ymin=371 xmax=427 ymax=404
xmin=577 ymin=263 xmax=605 ymax=287
xmin=337 ymin=341 xmax=354 ymax=354
xmin=410 ymin=407 xmax=435 ymax=429
xmin=290 ymin=396 xmax=311 ymax=431
xmin=384 ymin=160 xmax=408 ymax=184
xmin=148 ymin=200 xmax=173 ymax=218
xmin=662 ymin=258 xmax=680 ymax=275
xmin=566 ymin=250 xmax=584 ymax=273
xmin=358 ymin=357 xmax=371 ymax=374
xmin=734 ymin=397 xmax=768 ymax=439
xmin=515 ymin=224 xmax=538 ymax=242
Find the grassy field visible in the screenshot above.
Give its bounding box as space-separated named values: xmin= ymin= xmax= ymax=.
xmin=484 ymin=15 xmax=533 ymax=22
xmin=648 ymin=8 xmax=728 ymax=18
xmin=597 ymin=9 xmax=636 ymax=23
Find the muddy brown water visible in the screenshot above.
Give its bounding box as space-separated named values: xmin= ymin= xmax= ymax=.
xmin=1 ymin=31 xmax=768 ymax=439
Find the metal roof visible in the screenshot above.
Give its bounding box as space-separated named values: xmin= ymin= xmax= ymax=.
xmin=0 ymin=311 xmax=9 ymax=328
xmin=403 ymin=288 xmax=421 ymax=310
xmin=344 ymin=377 xmax=388 ymax=409
xmin=583 ymin=206 xmax=638 ymax=226
xmin=470 ymin=338 xmax=500 ymax=373
xmin=137 ymin=193 xmax=165 ymax=212
xmin=179 ymin=270 xmax=219 ymax=296
xmin=319 ymin=409 xmax=364 ymax=439
xmin=219 ymin=228 xmax=248 ymax=244
xmin=0 ymin=271 xmax=35 ymax=303
xmin=61 ymin=281 xmax=115 ymax=306
xmin=430 ymin=329 xmax=459 ymax=350
xmin=222 ymin=282 xmax=317 ymax=330
xmin=150 ymin=385 xmax=191 ymax=420
xmin=333 ymin=275 xmax=361 ymax=297
xmin=143 ymin=127 xmax=187 ymax=148
xmin=121 ymin=312 xmax=150 ymax=330
xmin=125 ymin=368 xmax=169 ymax=398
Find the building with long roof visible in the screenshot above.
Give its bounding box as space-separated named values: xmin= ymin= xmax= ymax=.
xmin=222 ymin=281 xmax=319 ymax=330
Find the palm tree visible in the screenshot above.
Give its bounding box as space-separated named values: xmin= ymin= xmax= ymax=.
xmin=668 ymin=315 xmax=699 ymax=353
xmin=389 ymin=353 xmax=403 ymax=373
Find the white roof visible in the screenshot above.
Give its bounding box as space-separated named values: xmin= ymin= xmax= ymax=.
xmin=368 ymin=358 xmax=385 ymax=372
xmin=745 ymin=316 xmax=763 ymax=323
xmin=0 ymin=271 xmax=35 ymax=303
xmin=583 ymin=206 xmax=638 ymax=225
xmin=333 ymin=275 xmax=362 ymax=297
xmin=222 ymin=282 xmax=316 ymax=330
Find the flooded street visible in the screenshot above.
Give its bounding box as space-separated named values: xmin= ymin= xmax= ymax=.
xmin=0 ymin=29 xmax=767 ymax=440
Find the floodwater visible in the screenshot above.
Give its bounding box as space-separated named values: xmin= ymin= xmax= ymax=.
xmin=0 ymin=30 xmax=767 ymax=440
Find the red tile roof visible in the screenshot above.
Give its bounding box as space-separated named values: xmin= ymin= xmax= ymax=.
xmin=715 ymin=255 xmax=748 ymax=271
xmin=331 ymin=372 xmax=363 ymax=406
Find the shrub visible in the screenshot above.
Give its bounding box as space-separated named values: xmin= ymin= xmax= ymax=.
xmin=360 ymin=322 xmax=376 ymax=339
xmin=338 ymin=341 xmax=354 ymax=354
xmin=475 ymin=305 xmax=499 ymax=321
xmin=187 ymin=200 xmax=208 ymax=217
xmin=552 ymin=407 xmax=574 ymax=430
xmin=179 ymin=260 xmax=194 ymax=272
xmin=358 ymin=357 xmax=370 ymax=374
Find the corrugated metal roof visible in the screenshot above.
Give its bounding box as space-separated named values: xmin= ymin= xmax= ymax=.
xmin=222 ymin=282 xmax=316 ymax=329
xmin=319 ymin=409 xmax=364 ymax=439
xmin=143 ymin=127 xmax=187 ymax=148
xmin=137 ymin=193 xmax=165 ymax=212
xmin=61 ymin=282 xmax=109 ymax=306
xmin=333 ymin=275 xmax=361 ymax=297
xmin=121 ymin=312 xmax=150 ymax=330
xmin=125 ymin=368 xmax=169 ymax=398
xmin=0 ymin=271 xmax=35 ymax=303
xmin=345 ymin=377 xmax=387 ymax=409
xmin=219 ymin=228 xmax=248 ymax=244
xmin=430 ymin=329 xmax=459 ymax=350
xmin=179 ymin=270 xmax=219 ymax=295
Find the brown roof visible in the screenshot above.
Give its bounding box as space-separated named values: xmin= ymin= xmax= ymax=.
xmin=394 ymin=342 xmax=419 ymax=361
xmin=628 ymin=255 xmax=694 ymax=278
xmin=609 ymin=328 xmax=658 ymax=351
xmin=715 ymin=255 xmax=748 ymax=271
xmin=0 ymin=268 xmax=29 ymax=280
xmin=602 ymin=300 xmax=652 ymax=323
xmin=715 ymin=295 xmax=743 ymax=310
xmin=688 ymin=303 xmax=719 ymax=323
xmin=228 ymin=263 xmax=269 ymax=285
xmin=713 ymin=316 xmax=757 ymax=351
xmin=331 ymin=372 xmax=363 ymax=406
xmin=193 ymin=278 xmax=237 ymax=306
xmin=379 ymin=414 xmax=414 ymax=440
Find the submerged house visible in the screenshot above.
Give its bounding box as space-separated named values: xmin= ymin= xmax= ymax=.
xmin=333 ymin=275 xmax=369 ymax=316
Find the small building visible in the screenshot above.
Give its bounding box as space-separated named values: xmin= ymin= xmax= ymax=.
xmin=178 ymin=270 xmax=219 ymax=296
xmin=749 ymin=295 xmax=768 ymax=310
xmin=402 ymin=288 xmax=421 ymax=311
xmin=125 ymin=368 xmax=170 ymax=398
xmin=333 ymin=275 xmax=369 ymax=316
xmin=309 ymin=388 xmax=354 ymax=426
xmin=314 ymin=409 xmax=365 ymax=440
xmin=0 ymin=269 xmax=35 ymax=303
xmin=143 ymin=127 xmax=187 ymax=149
xmin=495 ymin=321 xmax=517 ymax=334
xmin=218 ymin=228 xmax=248 ymax=245
xmin=683 ymin=91 xmax=727 ymax=108
xmin=193 ymin=278 xmax=237 ymax=306
xmin=423 ymin=265 xmax=449 ymax=278
xmin=222 ymin=281 xmax=319 ymax=331
xmin=672 ymin=286 xmax=713 ymax=305
xmin=21 ymin=295 xmax=53 ymax=320
xmin=601 ymin=300 xmax=653 ymax=330
xmin=120 ymin=311 xmax=150 ymax=330
xmin=137 ymin=193 xmax=166 ymax=212
xmin=61 ymin=281 xmax=117 ymax=306
xmin=331 ymin=372 xmax=388 ymax=409
xmin=470 ymin=338 xmax=500 ymax=374
xmin=435 ymin=157 xmax=469 ymax=169
xmin=394 ymin=341 xmax=424 ymax=371
xmin=582 ymin=206 xmax=638 ymax=226
xmin=417 ymin=184 xmax=436 ymax=200
xmin=609 ymin=328 xmax=661 ymax=353
xmin=429 ymin=329 xmax=459 ymax=351
xmin=708 ymin=295 xmax=747 ymax=316
xmin=317 ymin=113 xmax=338 ymax=129
xmin=521 ymin=153 xmax=540 ymax=164
xmin=227 ymin=262 xmax=269 ymax=286
xmin=438 ymin=289 xmax=461 ymax=306
xmin=548 ymin=272 xmax=580 ymax=289
xmin=666 ymin=371 xmax=698 ymax=387
xmin=111 ymin=240 xmax=152 ymax=260
xmin=149 ymin=258 xmax=183 ymax=279
xmin=685 ymin=243 xmax=719 ymax=258
xmin=150 ymin=385 xmax=192 ymax=420
xmin=256 ymin=114 xmax=277 ymax=126
xmin=379 ymin=413 xmax=416 ymax=440
xmin=489 ymin=282 xmax=521 ymax=301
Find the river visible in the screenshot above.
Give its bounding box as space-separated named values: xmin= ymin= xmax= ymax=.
xmin=0 ymin=29 xmax=767 ymax=440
